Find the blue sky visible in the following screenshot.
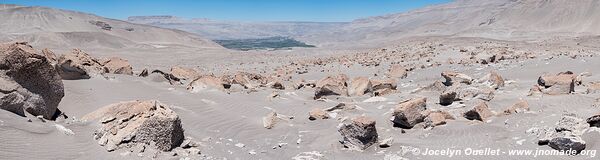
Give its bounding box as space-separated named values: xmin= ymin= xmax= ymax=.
xmin=3 ymin=0 xmax=451 ymax=22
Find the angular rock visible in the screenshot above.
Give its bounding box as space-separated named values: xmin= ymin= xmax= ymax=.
xmin=41 ymin=48 xmax=57 ymax=64
xmin=456 ymin=86 xmax=495 ymax=101
xmin=338 ymin=116 xmax=378 ymax=150
xmin=82 ymin=100 xmax=184 ymax=151
xmin=371 ymin=78 xmax=397 ymax=96
xmin=348 ymin=77 xmax=372 ymax=96
xmin=537 ymin=72 xmax=576 ymax=95
xmin=308 ymin=108 xmax=328 ymax=121
xmin=479 ymin=70 xmax=504 ymax=89
xmin=441 ymin=71 xmax=473 ymax=86
xmin=463 ymin=101 xmax=494 ymax=121
xmin=424 ymin=110 xmax=455 ymax=127
xmin=587 ymin=113 xmax=600 ymax=128
xmin=439 ymin=91 xmax=457 ymax=106
xmin=387 ymin=65 xmax=407 ymax=79
xmin=548 ymin=133 xmax=586 ymax=154
xmin=314 ymin=74 xmax=348 ymax=99
xmin=391 ymin=98 xmax=427 ymax=128
xmin=503 ymin=100 xmax=529 ymax=115
xmin=232 ymin=72 xmax=267 ymax=89
xmin=0 ymin=42 xmax=65 ymax=119
xmin=187 ymin=75 xmax=227 ymax=92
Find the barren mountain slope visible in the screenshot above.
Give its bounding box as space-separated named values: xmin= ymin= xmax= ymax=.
xmin=0 ymin=4 xmax=222 ymax=51
xmin=127 ymin=16 xmax=347 ymax=41
xmin=317 ymin=0 xmax=600 ymax=47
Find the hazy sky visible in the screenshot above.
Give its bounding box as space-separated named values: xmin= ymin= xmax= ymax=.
xmin=3 ymin=0 xmax=451 ymax=22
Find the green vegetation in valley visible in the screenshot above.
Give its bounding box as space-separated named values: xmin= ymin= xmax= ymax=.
xmin=214 ymin=36 xmax=315 ymax=51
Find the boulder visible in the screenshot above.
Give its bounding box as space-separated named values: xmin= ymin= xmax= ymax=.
xmin=308 ymin=108 xmax=329 ymax=120
xmin=338 ymin=116 xmax=378 ymax=150
xmin=548 ymin=133 xmax=586 ymax=154
xmin=555 ymin=114 xmax=589 ymax=135
xmin=101 ymin=57 xmax=133 ymax=75
xmin=441 ymin=71 xmax=473 ymax=86
xmin=391 ymin=98 xmax=427 ymax=128
xmin=503 ymin=100 xmax=529 ymax=115
xmin=81 ymin=100 xmax=184 ymax=151
xmin=263 ymin=111 xmax=290 ymax=129
xmin=537 ymin=72 xmax=576 ymax=95
xmin=348 ymin=77 xmax=372 ymax=96
xmin=314 ymin=74 xmax=348 ymax=99
xmin=55 ymin=49 xmax=107 ymax=80
xmin=387 ymin=65 xmax=407 ymax=79
xmin=170 ymin=66 xmax=200 ymax=81
xmin=463 ymin=101 xmax=494 ymax=121
xmin=0 ymin=42 xmax=64 ymax=119
xmin=187 ymin=75 xmax=227 ymax=92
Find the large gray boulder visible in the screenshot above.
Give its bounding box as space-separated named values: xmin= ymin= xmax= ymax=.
xmin=338 ymin=116 xmax=378 ymax=150
xmin=0 ymin=42 xmax=64 ymax=119
xmin=82 ymin=100 xmax=185 ymax=152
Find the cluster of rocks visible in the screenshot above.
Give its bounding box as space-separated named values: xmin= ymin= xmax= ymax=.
xmin=1 ymin=43 xmax=192 ymax=157
xmin=530 ymin=114 xmax=592 ymax=154
xmin=50 ymin=48 xmax=133 ymax=80
xmin=89 ymin=20 xmax=112 ymax=31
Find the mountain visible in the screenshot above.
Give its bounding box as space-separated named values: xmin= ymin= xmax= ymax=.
xmin=0 ymin=4 xmax=222 ymax=51
xmin=321 ymin=0 xmax=600 ymax=46
xmin=127 ymin=16 xmax=348 ymax=41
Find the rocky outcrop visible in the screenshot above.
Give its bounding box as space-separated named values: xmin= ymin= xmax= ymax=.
xmin=55 ymin=49 xmax=107 ymax=79
xmin=55 ymin=49 xmax=135 ymax=79
xmin=314 ymin=74 xmax=348 ymax=99
xmin=536 ymin=71 xmax=576 ymax=95
xmin=0 ymin=42 xmax=64 ymax=119
xmin=338 ymin=116 xmax=378 ymax=150
xmin=82 ymin=100 xmax=184 ymax=152
xmin=463 ymin=101 xmax=494 ymax=121
xmin=101 ymin=57 xmax=133 ymax=75
xmin=391 ymin=98 xmax=427 ymax=128
xmin=347 ymin=77 xmax=372 ymax=96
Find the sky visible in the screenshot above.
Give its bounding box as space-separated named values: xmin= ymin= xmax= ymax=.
xmin=2 ymin=0 xmax=451 ymax=22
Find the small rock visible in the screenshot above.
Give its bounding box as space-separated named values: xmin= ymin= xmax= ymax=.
xmin=463 ymin=101 xmax=494 ymax=121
